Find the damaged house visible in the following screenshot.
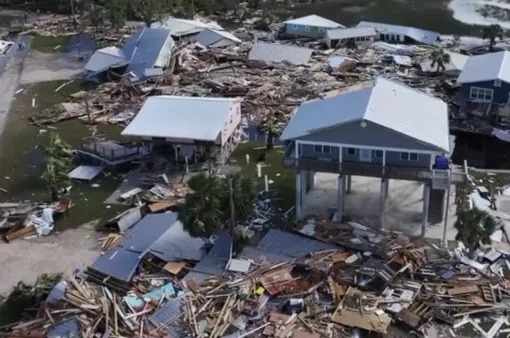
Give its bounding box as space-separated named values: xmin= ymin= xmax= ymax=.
xmin=195 ymin=29 xmax=242 ymax=48
xmin=457 ymin=51 xmax=510 ymax=124
xmin=121 ymin=96 xmax=243 ymax=164
xmin=152 ymin=17 xmax=223 ymax=38
xmin=325 ymin=27 xmax=377 ymax=48
xmin=84 ymin=27 xmax=174 ymax=81
xmin=356 ymin=21 xmax=440 ymax=45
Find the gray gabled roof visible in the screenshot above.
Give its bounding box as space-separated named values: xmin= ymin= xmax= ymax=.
xmin=196 ymin=28 xmax=241 ymax=47
xmin=248 ymin=42 xmax=313 ymax=65
xmin=356 ymin=21 xmax=440 ymax=45
xmin=457 ymin=51 xmax=510 ymax=84
xmin=326 ymin=27 xmax=376 ymax=40
xmin=280 ymin=77 xmax=450 ymax=152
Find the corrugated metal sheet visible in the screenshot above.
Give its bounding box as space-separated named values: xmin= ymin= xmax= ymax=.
xmin=121 ymin=96 xmax=240 ymax=141
xmin=89 ymin=247 xmax=141 ymax=282
xmin=326 ymin=27 xmax=376 ymax=40
xmin=45 ymin=280 xmax=68 ymax=304
xmin=149 ymin=296 xmax=186 ymax=337
xmin=153 ymin=17 xmax=223 ymax=37
xmin=240 ymin=246 xmax=295 ymax=263
xmin=256 ymin=229 xmax=336 ymax=257
xmin=196 ymin=29 xmax=241 ymax=47
xmin=84 ymin=46 xmax=128 ymax=72
xmin=182 ymin=234 xmax=232 ymax=283
xmin=457 ymin=51 xmax=510 ymax=84
xmin=45 ymin=317 xmax=80 ymax=338
xmin=284 ymin=15 xmax=343 ymax=28
xmin=280 ymin=77 xmax=450 ymax=152
xmin=248 ymin=42 xmax=313 ymax=65
xmin=149 ymin=220 xmax=208 ymax=262
xmin=356 ymin=21 xmax=440 ymax=45
xmin=117 ymin=207 xmax=143 ymax=233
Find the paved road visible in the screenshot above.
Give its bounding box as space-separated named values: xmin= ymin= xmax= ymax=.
xmin=0 ymin=37 xmax=30 ymax=138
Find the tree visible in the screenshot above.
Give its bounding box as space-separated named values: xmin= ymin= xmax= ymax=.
xmin=103 ymin=0 xmax=128 ymax=30
xmin=41 ymin=133 xmax=73 ymax=201
xmin=454 ymin=208 xmax=496 ymax=257
xmin=429 ymin=48 xmax=451 ymax=72
xmin=130 ymin=0 xmax=170 ymax=27
xmin=178 ymin=172 xmax=256 ymax=237
xmin=86 ymin=2 xmax=105 ymax=34
xmin=483 ymin=24 xmax=504 ymax=52
xmin=257 ymin=113 xmax=284 ymax=151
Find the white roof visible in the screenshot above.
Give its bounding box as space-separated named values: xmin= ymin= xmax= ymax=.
xmin=284 ymin=15 xmax=343 ymax=28
xmin=326 ymin=27 xmax=376 ymax=40
xmin=420 ymin=51 xmax=468 ymax=73
xmin=281 ymin=77 xmax=449 ymax=152
xmin=457 ymin=51 xmax=510 ymax=84
xmin=122 ymin=96 xmax=241 ymax=141
xmin=153 ymin=17 xmax=223 ymax=37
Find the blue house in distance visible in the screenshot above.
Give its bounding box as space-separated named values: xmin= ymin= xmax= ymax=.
xmin=457 ymin=51 xmax=510 ymax=106
xmin=283 ymin=15 xmax=344 ymax=39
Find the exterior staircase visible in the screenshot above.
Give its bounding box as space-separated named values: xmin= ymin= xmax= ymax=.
xmin=428 ymin=189 xmax=445 ymax=225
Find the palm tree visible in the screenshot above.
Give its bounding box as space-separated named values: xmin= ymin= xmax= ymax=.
xmin=179 ymin=172 xmax=256 ymax=237
xmin=429 ymin=48 xmax=451 ymax=72
xmin=257 ymin=113 xmax=284 ymax=151
xmin=178 ymin=172 xmax=224 ymax=237
xmin=483 ymin=24 xmax=504 ymax=52
xmin=41 ymin=133 xmax=73 ymax=201
xmin=455 ymin=208 xmax=496 ymax=257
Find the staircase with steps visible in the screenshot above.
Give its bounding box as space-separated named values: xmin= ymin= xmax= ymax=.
xmin=428 ymin=189 xmax=445 ymax=225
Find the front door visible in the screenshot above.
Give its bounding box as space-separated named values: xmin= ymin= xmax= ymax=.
xmin=360 ymin=149 xmax=372 ymax=162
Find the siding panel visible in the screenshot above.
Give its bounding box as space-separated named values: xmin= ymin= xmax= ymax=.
xmin=460 ymin=80 xmax=510 ymax=104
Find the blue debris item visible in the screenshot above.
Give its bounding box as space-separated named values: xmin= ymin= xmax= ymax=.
xmin=441 ymin=269 xmax=456 ymax=280
xmin=124 ymin=283 xmax=176 ymax=309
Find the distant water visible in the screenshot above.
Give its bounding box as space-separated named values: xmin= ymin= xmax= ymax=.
xmin=448 ymin=0 xmax=510 ymax=28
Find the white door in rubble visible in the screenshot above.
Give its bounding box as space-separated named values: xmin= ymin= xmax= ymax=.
xmin=360 ymin=149 xmax=372 ymax=162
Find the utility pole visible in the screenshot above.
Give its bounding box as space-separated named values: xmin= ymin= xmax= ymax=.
xmin=228 ymin=177 xmax=235 ymax=237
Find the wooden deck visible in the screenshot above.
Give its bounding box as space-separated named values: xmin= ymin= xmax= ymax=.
xmin=76 ymin=141 xmax=151 ymax=166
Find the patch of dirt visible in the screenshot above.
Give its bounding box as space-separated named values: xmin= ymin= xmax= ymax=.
xmin=0 ymin=220 xmax=101 ymax=296
xmin=20 ymin=50 xmax=87 ymax=84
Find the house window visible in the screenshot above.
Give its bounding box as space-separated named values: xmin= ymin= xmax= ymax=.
xmin=469 ymin=87 xmax=494 ymax=102
xmin=347 ymin=148 xmax=356 ymax=155
xmin=319 ymin=27 xmax=325 ymax=32
xmin=374 ymin=150 xmax=383 ymax=158
xmin=305 ymin=26 xmax=311 ymax=32
xmin=230 ymin=116 xmax=233 ymax=124
xmin=495 ymin=79 xmax=502 ymax=87
xmin=292 ymin=24 xmax=299 ymax=30
xmin=401 ymin=152 xmax=419 ymax=161
xmin=314 ymin=145 xmax=331 ymax=153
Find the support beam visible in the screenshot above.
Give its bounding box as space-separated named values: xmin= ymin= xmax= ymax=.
xmin=346 ymin=175 xmax=352 ymax=193
xmin=337 ymin=174 xmax=344 ymax=222
xmin=385 ymin=179 xmax=389 ymax=198
xmin=422 ymin=183 xmax=431 ymax=240
xmin=380 ymin=178 xmax=387 ymax=228
xmin=296 ymin=171 xmax=302 ymax=220
xmin=442 ymin=183 xmax=452 ymax=247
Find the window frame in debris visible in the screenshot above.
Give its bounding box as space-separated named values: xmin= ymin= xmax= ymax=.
xmin=374 ymin=150 xmax=383 ymax=158
xmin=347 ymin=147 xmax=356 ymax=156
xmin=495 ymin=79 xmax=502 ymax=87
xmin=469 ymin=86 xmax=494 ymax=102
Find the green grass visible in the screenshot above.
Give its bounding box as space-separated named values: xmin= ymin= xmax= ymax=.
xmin=0 ymin=80 xmax=127 ymax=229
xmin=231 ymin=141 xmax=296 ymax=213
xmin=30 ymin=35 xmax=71 ymax=53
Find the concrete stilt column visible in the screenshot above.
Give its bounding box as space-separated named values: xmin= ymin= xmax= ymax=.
xmin=346 ymin=175 xmax=352 ymax=194
xmin=380 ymin=178 xmax=387 ymax=228
xmin=337 ymin=174 xmax=345 ymax=222
xmin=295 ymin=171 xmax=302 ymax=220
xmin=385 ymin=179 xmax=390 ymax=198
xmin=422 ymin=183 xmax=431 ymax=240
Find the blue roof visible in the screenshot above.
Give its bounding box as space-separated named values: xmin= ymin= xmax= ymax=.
xmin=124 ymin=27 xmax=174 ymax=78
xmin=45 ymin=280 xmax=68 ymax=304
xmin=90 ymin=213 xmax=202 ymax=282
xmin=256 ymin=229 xmax=337 ymax=257
xmin=182 ymin=234 xmax=232 ymax=283
xmin=356 ymin=21 xmax=440 ymax=45
xmin=46 ymin=318 xmax=80 ymax=338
